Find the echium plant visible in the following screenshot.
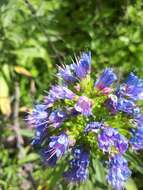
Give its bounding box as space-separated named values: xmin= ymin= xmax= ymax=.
xmin=26 ymin=52 xmax=143 ymax=190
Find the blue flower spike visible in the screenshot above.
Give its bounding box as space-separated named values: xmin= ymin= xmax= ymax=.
xmin=26 ymin=51 xmax=143 ymax=189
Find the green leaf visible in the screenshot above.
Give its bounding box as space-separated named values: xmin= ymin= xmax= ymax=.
xmin=95 ymin=159 xmax=106 ymax=184
xmin=125 ymin=178 xmax=138 ymax=190
xmin=20 ymin=129 xmax=34 ymax=138
xmin=18 ymin=153 xmax=39 ymax=164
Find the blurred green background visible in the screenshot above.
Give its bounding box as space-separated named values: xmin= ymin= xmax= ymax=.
xmin=0 ymin=0 xmax=143 ymax=189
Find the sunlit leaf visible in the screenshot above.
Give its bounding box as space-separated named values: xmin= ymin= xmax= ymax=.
xmin=0 ymin=76 xmax=11 ymax=116
xmin=14 ymin=66 xmax=33 ymax=77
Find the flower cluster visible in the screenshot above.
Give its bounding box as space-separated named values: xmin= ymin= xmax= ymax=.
xmin=107 ymin=154 xmax=131 ymax=190
xmin=27 ymin=52 xmax=143 ymax=190
xmin=64 ymin=147 xmax=89 ymax=182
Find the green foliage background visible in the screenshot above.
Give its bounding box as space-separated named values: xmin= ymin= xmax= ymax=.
xmin=0 ymin=0 xmax=143 ymax=189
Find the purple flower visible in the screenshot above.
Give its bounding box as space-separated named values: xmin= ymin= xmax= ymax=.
xmin=50 ymin=85 xmax=75 ymax=100
xmin=26 ymin=104 xmax=48 ymax=127
xmin=65 ymin=107 xmax=79 ymax=116
xmin=58 ymin=64 xmax=76 ymax=83
xmin=106 ymin=95 xmax=140 ymax=116
xmin=74 ymin=96 xmax=92 ymax=116
xmin=117 ymin=73 xmax=143 ymax=101
xmin=26 ymin=105 xmax=49 ymax=146
xmin=130 ymin=127 xmax=143 ymax=150
xmin=107 ymin=154 xmax=131 ymax=190
xmin=105 ymin=94 xmax=118 ymax=114
xmin=44 ymin=95 xmax=55 ymax=108
xmin=58 ymin=52 xmax=91 ymax=81
xmin=45 ymin=85 xmax=76 ymax=106
xmin=84 ymin=122 xmax=103 ymax=133
xmin=41 ymin=133 xmax=69 ymax=166
xmin=73 ymin=52 xmax=91 ymax=79
xmin=31 ymin=125 xmax=48 ymax=146
xmin=49 ymin=109 xmax=67 ymax=128
xmin=117 ymin=98 xmax=140 ymax=116
xmin=116 ymin=85 xmax=125 ymax=98
xmin=95 ymin=68 xmax=117 ymax=90
xmin=64 ymin=147 xmax=90 ymax=182
xmin=101 ymin=87 xmax=113 ymax=94
xmin=134 ymin=114 xmax=143 ymax=127
xmin=126 ymin=72 xmax=139 ymax=86
xmin=98 ymin=127 xmax=128 ymax=154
